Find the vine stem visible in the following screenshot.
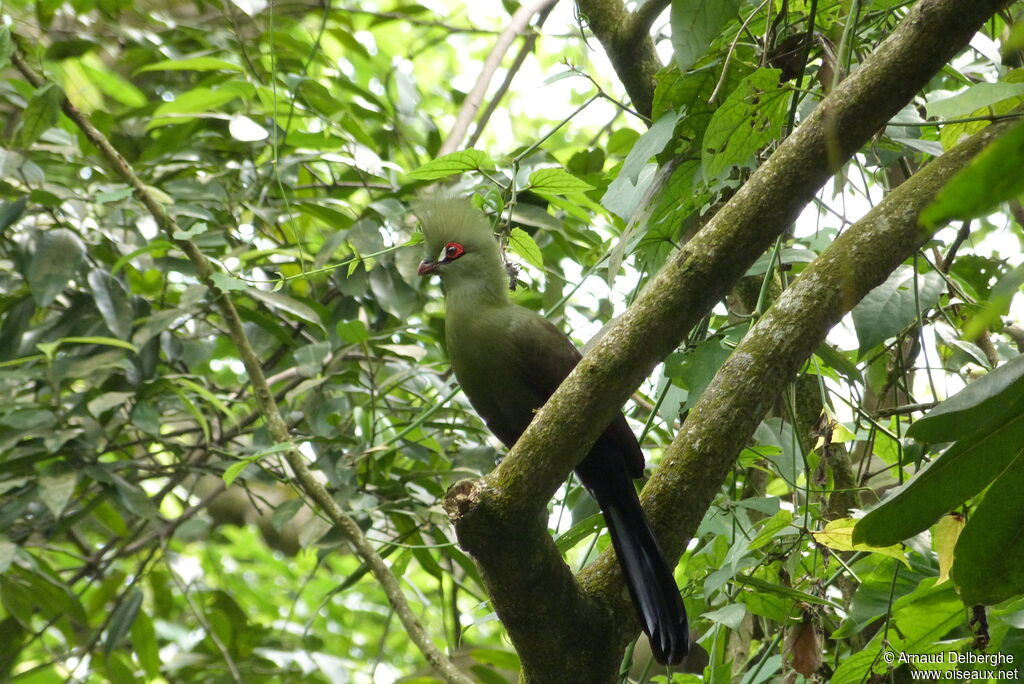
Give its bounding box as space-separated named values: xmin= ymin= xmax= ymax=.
xmin=11 ymin=41 xmax=474 ymax=684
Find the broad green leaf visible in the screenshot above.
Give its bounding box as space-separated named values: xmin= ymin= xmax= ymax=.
xmin=851 ymin=265 xmax=945 ymax=356
xmin=664 ymin=339 xmax=731 ymax=406
xmin=135 ymin=57 xmax=244 ymax=73
xmin=921 ymin=120 xmax=1024 ymax=227
xmin=527 ymin=168 xmax=594 ymax=194
xmin=507 ymin=228 xmax=543 ymax=269
xmin=0 ymin=538 xmax=15 ymax=574
xmin=146 ymin=82 xmax=253 ymax=129
xmin=172 ymin=376 xmax=237 ymax=425
xmin=248 ymin=288 xmax=324 ymax=329
xmin=88 ymin=270 xmax=133 ymax=339
xmin=931 ymin=514 xmax=964 ymax=584
xmin=210 ymin=272 xmax=248 ymax=292
xmin=406 ymin=149 xmax=492 ymax=180
xmin=80 ymin=61 xmax=148 ymax=108
xmin=17 ymin=83 xmax=63 ymax=148
xmin=336 ymin=319 xmax=369 ymax=344
xmin=104 ymin=588 xmax=142 ymax=657
xmin=702 ymin=69 xmax=789 ymax=183
xmin=810 ymin=518 xmax=908 ymax=565
xmin=925 ymin=82 xmax=1024 ymax=120
xmin=951 ymin=454 xmax=1024 ymax=604
xmin=38 ymin=469 xmax=77 ymax=517
xmin=853 ymin=394 xmax=1024 ymax=546
xmin=907 ymin=355 xmax=1024 ymax=443
xmin=601 ymin=112 xmax=680 ymax=219
xmin=0 ymin=196 xmax=28 ymax=233
xmin=0 ymin=26 xmax=13 ymax=71
xmin=222 ymin=460 xmax=252 ymax=487
xmin=26 ymin=228 xmax=85 ymax=306
xmin=130 ymin=609 xmax=159 ymax=678
xmin=670 ymin=0 xmax=742 ymax=73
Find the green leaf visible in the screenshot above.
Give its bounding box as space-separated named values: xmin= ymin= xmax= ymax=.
xmin=247 ymin=289 xmax=324 ymax=329
xmin=172 ymin=222 xmax=208 ymax=240
xmin=222 ymin=460 xmax=252 ymax=487
xmin=88 ymin=270 xmax=133 ymax=339
xmin=336 ymin=319 xmax=369 ymax=344
xmin=907 ymin=355 xmax=1024 ymax=443
xmin=210 ymin=272 xmax=248 ymax=292
xmin=703 ymin=68 xmax=789 ymax=183
xmin=601 ymin=112 xmax=680 ymax=219
xmin=925 ymin=82 xmax=1024 ymax=120
xmin=0 ymin=196 xmax=28 ymax=233
xmin=17 ymin=83 xmax=63 ymax=148
xmin=670 ymin=0 xmax=742 ymax=73
xmin=80 ymin=61 xmax=148 ymax=108
xmin=951 ymin=454 xmax=1024 ymax=604
xmin=58 ymin=336 xmax=138 ymax=352
xmin=130 ymin=609 xmax=159 ymax=678
xmin=664 ymin=339 xmax=732 ymax=406
xmin=0 ymin=26 xmax=13 ymax=71
xmin=38 ymin=469 xmax=77 ymax=517
xmin=406 ymin=149 xmax=492 ymax=180
xmin=26 ymin=228 xmax=85 ymax=306
xmin=850 ymin=265 xmax=945 ymax=356
xmin=527 ymin=168 xmax=594 ymax=195
xmin=507 ymin=228 xmax=543 ymax=269
xmin=853 ymin=394 xmax=1024 ymax=546
xmin=810 ymin=518 xmax=908 ymax=565
xmin=921 ymin=120 xmax=1024 ymax=227
xmin=135 ymin=57 xmax=244 ymax=73
xmin=104 ymin=588 xmax=142 ymax=657
xmin=146 ymin=82 xmax=253 ymax=129
xmin=554 ymin=514 xmax=603 ymax=552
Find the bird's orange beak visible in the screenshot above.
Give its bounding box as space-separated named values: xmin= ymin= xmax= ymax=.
xmin=417 ymin=259 xmax=437 ymax=276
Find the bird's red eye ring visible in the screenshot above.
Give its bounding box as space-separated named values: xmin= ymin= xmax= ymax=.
xmin=444 ymin=242 xmax=465 ymax=260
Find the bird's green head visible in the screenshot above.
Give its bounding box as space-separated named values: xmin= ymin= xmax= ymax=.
xmin=414 ymin=195 xmax=508 ymax=299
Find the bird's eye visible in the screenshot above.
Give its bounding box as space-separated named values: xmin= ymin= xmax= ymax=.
xmin=443 ymin=242 xmax=465 ymax=260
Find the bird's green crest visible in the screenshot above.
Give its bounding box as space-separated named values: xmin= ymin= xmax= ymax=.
xmin=413 ymin=194 xmax=499 ymax=258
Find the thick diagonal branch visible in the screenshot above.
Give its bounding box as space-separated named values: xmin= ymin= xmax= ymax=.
xmin=446 ymin=0 xmax=1007 ymax=677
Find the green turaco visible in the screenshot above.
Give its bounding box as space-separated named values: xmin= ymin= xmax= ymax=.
xmin=415 ymin=194 xmax=688 ymax=665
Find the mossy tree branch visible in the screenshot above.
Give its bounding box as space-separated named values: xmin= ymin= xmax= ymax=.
xmin=583 ymin=111 xmax=1022 ymax=650
xmin=575 ymin=0 xmax=665 ymax=119
xmin=10 ymin=44 xmax=475 ymax=684
xmin=444 ymin=0 xmax=1009 ymax=678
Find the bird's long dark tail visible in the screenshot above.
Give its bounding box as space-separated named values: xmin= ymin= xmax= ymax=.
xmin=595 ymin=484 xmax=689 ymax=665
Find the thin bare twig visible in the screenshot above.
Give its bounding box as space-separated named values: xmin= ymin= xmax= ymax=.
xmin=438 ymin=0 xmax=559 ymax=155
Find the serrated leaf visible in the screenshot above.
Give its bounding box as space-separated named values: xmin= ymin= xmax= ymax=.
xmin=851 ymin=265 xmax=945 ymax=356
xmin=26 ymin=228 xmax=85 ymax=306
xmin=811 ymin=518 xmax=908 ymax=566
xmin=951 ymin=454 xmax=1024 ymax=604
xmin=527 ymin=168 xmax=594 ymax=194
xmin=703 ymin=69 xmax=789 ymax=183
xmin=907 ymin=355 xmax=1024 ymax=443
xmin=921 ymin=120 xmax=1024 ymax=228
xmin=407 ymin=149 xmax=492 ymax=180
xmin=508 ymin=228 xmax=543 ymax=269
xmin=671 ymin=0 xmax=742 ymax=73
xmin=17 ymin=83 xmax=63 ymax=148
